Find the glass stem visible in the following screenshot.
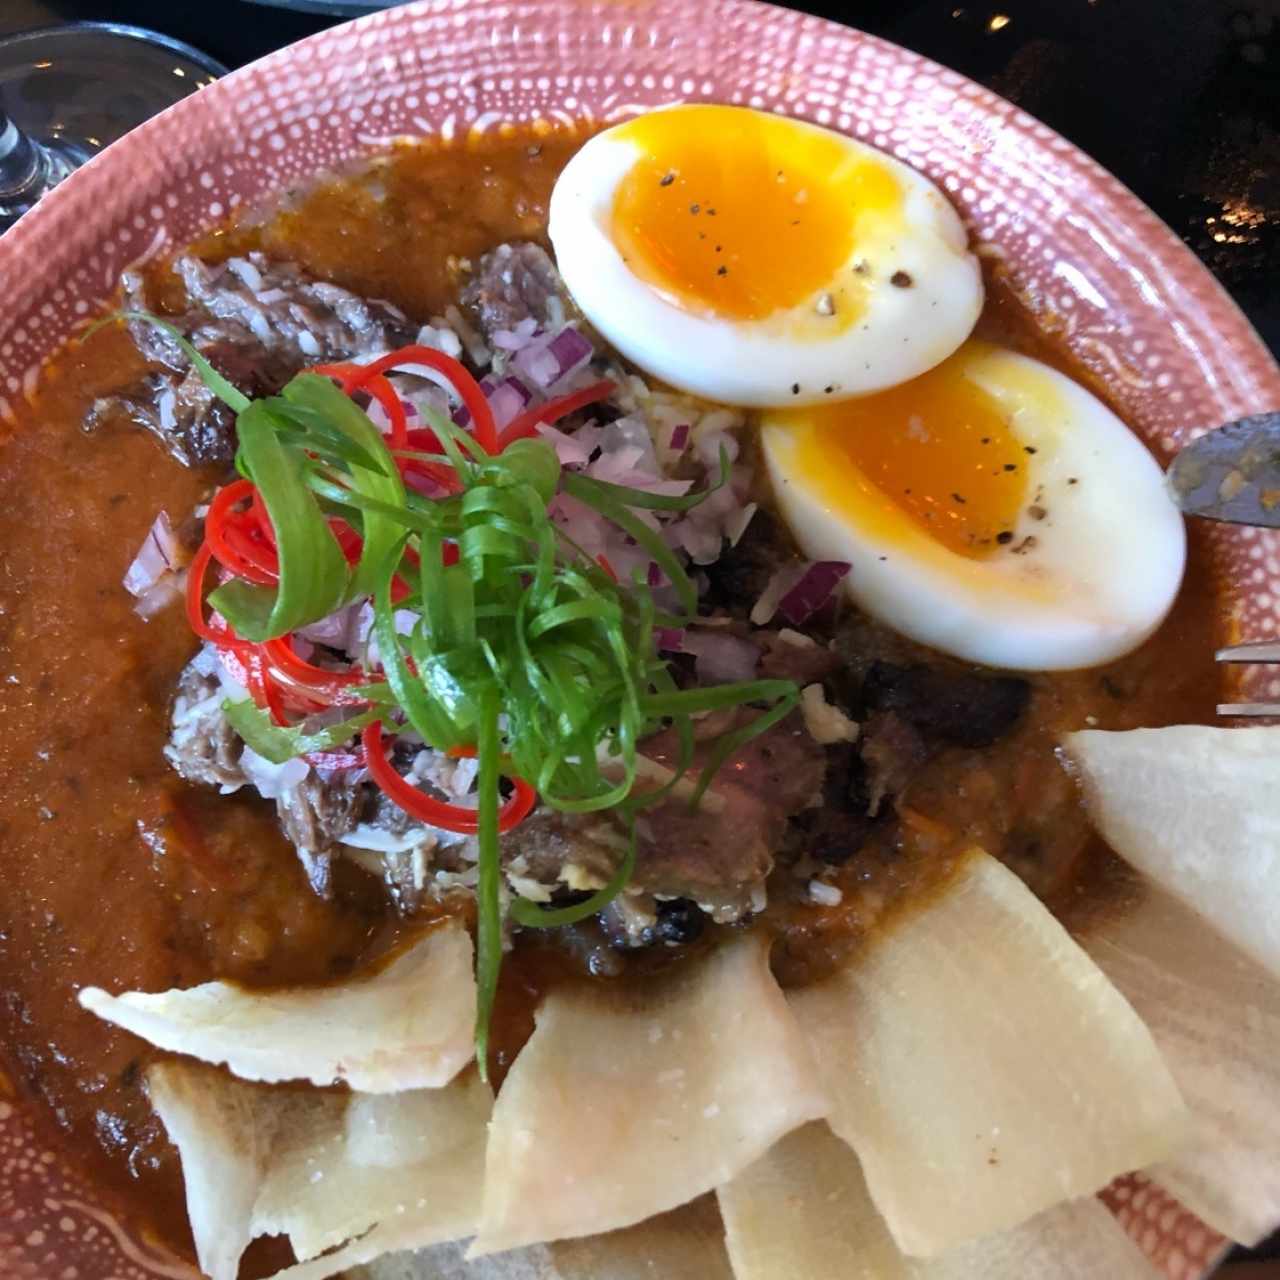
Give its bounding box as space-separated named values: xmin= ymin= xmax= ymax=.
xmin=0 ymin=108 xmax=79 ymax=230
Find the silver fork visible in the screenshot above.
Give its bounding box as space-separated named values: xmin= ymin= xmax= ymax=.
xmin=1168 ymin=413 xmax=1280 ymax=718
xmin=1216 ymin=642 xmax=1280 ymax=716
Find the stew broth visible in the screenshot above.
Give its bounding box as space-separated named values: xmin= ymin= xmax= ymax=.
xmin=0 ymin=130 xmax=1219 ymax=1262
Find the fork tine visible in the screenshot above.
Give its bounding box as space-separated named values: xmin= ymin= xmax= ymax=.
xmin=1217 ymin=642 xmax=1280 ymax=663
xmin=1218 ymin=702 xmax=1280 ymax=716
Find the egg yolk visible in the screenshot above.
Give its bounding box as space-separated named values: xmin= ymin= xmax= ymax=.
xmin=777 ymin=357 xmax=1029 ymax=558
xmin=610 ymin=105 xmax=901 ymax=323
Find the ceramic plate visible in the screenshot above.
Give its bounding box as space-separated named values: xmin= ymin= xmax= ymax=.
xmin=2 ymin=2 xmax=1278 ymax=1276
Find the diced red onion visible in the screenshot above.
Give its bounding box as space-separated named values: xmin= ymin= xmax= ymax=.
xmin=777 ymin=561 xmax=852 ymax=625
xmin=486 ymin=374 xmax=534 ymax=429
xmin=513 ymin=325 xmax=594 ymax=390
xmin=695 ymin=427 xmax=740 ymax=468
xmin=124 ymin=511 xmax=183 ymax=597
xmin=490 ymin=317 xmax=539 ymax=352
xmin=512 ymin=337 xmax=559 ymax=387
xmin=133 ymin=579 xmax=183 ymax=619
xmin=536 ymin=423 xmax=592 ymax=466
xmin=655 ymin=627 xmax=685 ymax=653
xmin=672 ymin=517 xmax=724 ymax=566
xmin=297 ymin=602 xmax=362 ymax=652
xmin=749 ymin=563 xmax=807 ymax=626
xmin=669 ymin=423 xmax=690 ymax=452
xmin=647 ymin=561 xmax=664 ymax=588
xmin=545 ymin=327 xmax=593 ymax=383
xmin=681 ymin=632 xmax=761 ymax=684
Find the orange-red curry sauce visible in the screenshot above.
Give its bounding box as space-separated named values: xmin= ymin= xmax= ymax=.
xmin=0 ymin=130 xmax=1221 ymax=1263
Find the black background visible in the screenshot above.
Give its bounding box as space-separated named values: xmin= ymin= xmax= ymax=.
xmin=5 ymin=1 xmax=1280 ymax=1271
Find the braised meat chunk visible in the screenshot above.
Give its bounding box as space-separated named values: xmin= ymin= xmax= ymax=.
xmin=85 ymin=253 xmax=417 ymax=467
xmin=861 ymin=661 xmax=1031 ymax=748
xmin=163 ymin=659 xmax=246 ymax=791
xmin=506 ymin=712 xmax=827 ymax=928
xmin=460 ymin=241 xmax=572 ymax=334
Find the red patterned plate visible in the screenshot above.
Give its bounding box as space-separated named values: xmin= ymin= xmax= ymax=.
xmin=1 ymin=1 xmax=1276 ymax=1276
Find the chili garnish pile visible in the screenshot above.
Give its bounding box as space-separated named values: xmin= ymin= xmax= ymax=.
xmin=134 ymin=315 xmax=798 ymax=1075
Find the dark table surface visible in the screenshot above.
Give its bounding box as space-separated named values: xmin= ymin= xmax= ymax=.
xmin=4 ymin=0 xmax=1280 ymax=1273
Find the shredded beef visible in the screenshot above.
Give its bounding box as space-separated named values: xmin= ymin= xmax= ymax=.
xmin=757 ymin=629 xmax=843 ymax=686
xmin=861 ymin=661 xmax=1031 ymax=748
xmin=459 ymin=242 xmax=571 ymax=335
xmin=163 ymin=660 xmax=245 ymax=791
xmin=275 ymin=773 xmax=362 ymax=898
xmin=788 ymin=722 xmax=909 ymax=866
xmin=504 ymin=711 xmax=825 ymax=930
xmin=276 ymin=773 xmax=361 ymax=858
xmin=86 ymin=253 xmax=416 ymax=467
xmin=642 ymin=709 xmax=826 ymax=816
xmin=860 ymin=711 xmax=930 ymax=816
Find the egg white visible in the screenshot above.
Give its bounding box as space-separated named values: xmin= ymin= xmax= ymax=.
xmin=548 ymin=106 xmax=983 ymax=408
xmin=762 ymin=344 xmax=1187 ymax=671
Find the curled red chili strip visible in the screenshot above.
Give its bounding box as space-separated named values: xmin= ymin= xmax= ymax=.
xmin=260 ymin=634 xmax=367 ymax=697
xmin=357 ymin=371 xmax=410 ymax=449
xmin=361 ymin=722 xmax=536 ymax=835
xmin=397 ymin=456 xmax=464 ymax=496
xmin=206 ymin=479 xmax=278 ymax=585
xmin=186 ymin=542 xmax=252 ymax=647
xmin=341 ymin=345 xmax=499 ymax=455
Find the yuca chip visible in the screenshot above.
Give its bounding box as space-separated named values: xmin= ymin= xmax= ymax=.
xmin=790 ymin=851 xmax=1186 ymax=1257
xmin=1078 ymin=878 xmax=1280 ymax=1246
xmin=81 ymin=920 xmax=474 ymax=1090
xmin=355 ymin=1198 xmax=732 ymax=1280
xmin=470 ymin=933 xmax=825 ymax=1256
xmin=1063 ymin=726 xmax=1280 ymax=979
xmin=147 ymin=1058 xmax=489 ymax=1280
xmin=718 ymin=1121 xmax=1161 ymax=1278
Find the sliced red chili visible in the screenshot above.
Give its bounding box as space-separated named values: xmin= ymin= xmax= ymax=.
xmin=404 ymin=426 xmax=446 ymax=453
xmin=206 ymin=479 xmax=278 ymax=585
xmin=186 ymin=542 xmax=253 ymax=648
xmin=342 ymin=345 xmax=499 ymax=456
xmin=308 ymin=361 xmax=361 ymax=390
xmin=256 ymin=651 xmax=290 ymax=726
xmin=397 ymin=455 xmax=464 ymax=496
xmin=497 ymin=379 xmax=616 ymax=450
xmin=361 ymin=722 xmax=536 ymax=835
xmin=261 ymin=634 xmax=366 ymax=692
xmin=358 ymin=371 xmax=410 ymax=449
xmin=328 ymin=517 xmax=364 ymax=566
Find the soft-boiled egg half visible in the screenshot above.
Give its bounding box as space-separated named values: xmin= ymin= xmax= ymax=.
xmin=548 ymin=104 xmax=983 ymax=406
xmin=762 ymin=342 xmax=1186 ymax=670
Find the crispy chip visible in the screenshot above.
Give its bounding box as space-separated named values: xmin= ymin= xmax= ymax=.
xmin=355 ymin=1198 xmax=732 ymax=1280
xmin=1078 ymin=878 xmax=1280 ymax=1246
xmin=719 ymin=1121 xmax=1161 ymax=1278
xmin=147 ymin=1059 xmax=489 ymax=1280
xmin=81 ymin=921 xmax=474 ymax=1090
xmin=1063 ymin=726 xmax=1280 ymax=979
xmin=790 ymin=851 xmax=1186 ymax=1256
xmin=470 ymin=933 xmax=825 ymax=1255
